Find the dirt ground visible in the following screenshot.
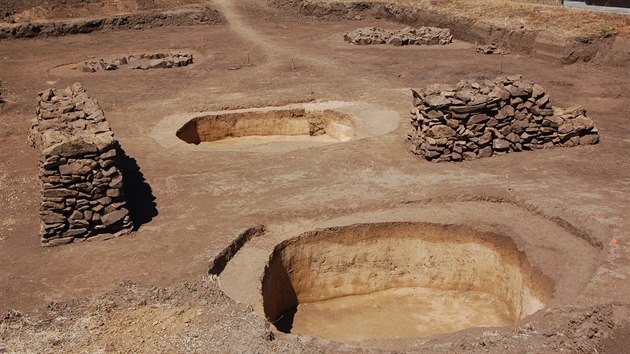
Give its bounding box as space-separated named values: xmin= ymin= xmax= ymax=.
xmin=1 ymin=0 xmax=630 ymax=352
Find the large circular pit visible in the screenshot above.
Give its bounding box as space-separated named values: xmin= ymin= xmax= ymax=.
xmin=261 ymin=222 xmax=553 ymax=342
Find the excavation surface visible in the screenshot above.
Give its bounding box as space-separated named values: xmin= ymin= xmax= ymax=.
xmin=260 ymin=222 xmax=553 ymax=342
xmin=220 ymin=203 xmax=599 ymax=349
xmin=1 ymin=0 xmax=630 ymax=352
xmin=291 ymin=287 xmax=514 ymax=341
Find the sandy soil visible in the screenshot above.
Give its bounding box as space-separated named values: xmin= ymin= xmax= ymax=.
xmin=325 ymin=0 xmax=630 ymax=38
xmin=1 ymin=0 xmax=205 ymax=22
xmin=1 ymin=0 xmax=630 ymax=352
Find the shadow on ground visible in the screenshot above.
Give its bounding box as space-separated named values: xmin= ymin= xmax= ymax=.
xmin=117 ymin=145 xmax=157 ymax=229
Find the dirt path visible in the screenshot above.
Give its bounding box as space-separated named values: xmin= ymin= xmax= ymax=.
xmin=213 ymin=0 xmax=336 ymax=70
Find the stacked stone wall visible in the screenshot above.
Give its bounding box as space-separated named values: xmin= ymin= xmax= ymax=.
xmin=409 ymin=75 xmax=600 ymax=162
xmin=344 ymin=26 xmax=452 ymax=46
xmin=29 ymin=83 xmax=133 ymax=246
xmin=83 ymin=52 xmax=194 ymax=72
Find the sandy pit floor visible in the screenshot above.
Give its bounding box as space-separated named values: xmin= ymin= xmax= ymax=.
xmin=1 ymin=0 xmax=630 ymax=352
xmin=292 ymin=287 xmax=514 ymax=342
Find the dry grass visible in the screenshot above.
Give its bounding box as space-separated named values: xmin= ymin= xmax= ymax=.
xmin=324 ymin=0 xmax=630 ymax=38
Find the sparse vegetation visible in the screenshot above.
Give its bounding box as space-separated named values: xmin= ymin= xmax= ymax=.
xmin=326 ymin=0 xmax=630 ymax=38
xmin=184 ymin=283 xmax=197 ymax=293
xmin=46 ymin=301 xmax=57 ymax=311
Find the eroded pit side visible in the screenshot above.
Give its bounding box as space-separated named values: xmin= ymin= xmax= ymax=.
xmin=262 ymin=222 xmax=553 ymax=326
xmin=175 ymin=108 xmax=355 ymax=144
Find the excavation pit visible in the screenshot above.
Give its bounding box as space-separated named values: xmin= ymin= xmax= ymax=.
xmin=262 ymin=223 xmax=553 ymax=343
xmin=176 ymin=108 xmax=355 ymax=146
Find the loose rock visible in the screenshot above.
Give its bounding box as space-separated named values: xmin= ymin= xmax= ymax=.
xmin=83 ymin=52 xmax=193 ymax=72
xmin=408 ymin=75 xmax=600 ymax=162
xmin=344 ymin=26 xmax=452 ymax=46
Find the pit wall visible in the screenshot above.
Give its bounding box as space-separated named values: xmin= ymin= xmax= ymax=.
xmin=28 ymin=83 xmax=133 ymax=246
xmin=408 ymin=75 xmax=599 ymax=162
xmin=262 ymin=223 xmax=553 ymax=325
xmin=276 ymin=0 xmax=630 ymax=66
xmin=176 ymin=108 xmax=354 ymax=144
xmin=510 ymin=0 xmax=562 ymax=5
xmin=0 ymin=6 xmax=223 ymax=40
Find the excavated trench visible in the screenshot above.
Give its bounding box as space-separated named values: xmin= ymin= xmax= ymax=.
xmin=176 ymin=108 xmax=355 ymax=146
xmin=261 ymin=222 xmax=553 ymax=342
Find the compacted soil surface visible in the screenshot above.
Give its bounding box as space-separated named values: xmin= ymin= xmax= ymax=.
xmin=1 ymin=0 xmax=630 ymax=352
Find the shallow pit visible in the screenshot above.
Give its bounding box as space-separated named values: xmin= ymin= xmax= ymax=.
xmin=176 ymin=108 xmax=354 ymax=146
xmin=261 ymin=222 xmax=553 ymax=343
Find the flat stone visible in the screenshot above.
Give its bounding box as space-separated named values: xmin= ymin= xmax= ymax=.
xmin=563 ymin=105 xmax=586 ymax=117
xmin=579 ymin=134 xmax=599 ymax=145
xmin=508 ymin=84 xmax=532 ymax=97
xmin=531 ymin=83 xmax=545 ymax=99
xmin=63 ymin=228 xmax=88 ymax=237
xmin=106 ymin=188 xmax=121 ymax=198
xmin=536 ymin=95 xmax=550 ymax=107
xmin=102 ymin=208 xmax=129 ymax=227
xmin=424 ymin=109 xmax=444 ymax=120
xmin=425 ymin=95 xmax=452 ymax=109
xmin=545 ymin=115 xmax=564 ymax=127
xmin=69 ymin=210 xmax=83 ymax=221
xmin=463 ymin=151 xmax=477 ymax=161
xmin=467 ymin=114 xmax=491 ymax=125
xmin=505 ymin=132 xmax=521 ymax=143
xmin=87 ymin=233 xmax=115 ymax=242
xmin=109 ymin=175 xmax=124 ymax=189
xmin=104 ymin=202 xmax=126 ymax=214
xmin=149 ymin=59 xmax=169 ymax=69
xmin=449 ymin=103 xmax=486 ymax=113
xmin=102 ymin=167 xmax=118 ymax=177
xmin=427 ymin=125 xmax=456 ymax=139
xmin=492 ymin=139 xmax=511 ymax=150
xmin=477 ymin=146 xmax=493 ymax=158
xmin=455 ymin=90 xmax=475 ymax=102
xmin=42 ymin=139 xmax=98 ymax=158
xmin=562 ymin=136 xmax=581 ymax=147
xmin=43 ymin=237 xmax=74 ymax=247
xmin=99 ymin=148 xmax=117 ymax=160
xmin=495 ymin=105 xmax=515 ymax=120
xmin=532 ymin=107 xmax=554 ymax=116
xmin=41 ymin=201 xmax=65 ymax=210
xmin=92 ymin=134 xmax=115 ymax=152
xmin=97 ymin=196 xmax=112 ymax=206
xmin=422 ymin=149 xmax=442 ymax=159
xmin=41 ymin=211 xmax=66 ymax=224
xmin=486 ymin=118 xmax=499 ymax=127
xmin=446 ymin=119 xmax=460 ymax=129
xmin=43 ymin=188 xmax=77 ymax=198
xmin=558 ymin=123 xmax=574 ymax=134
xmin=571 ymin=116 xmax=594 ymax=131
xmin=478 ymin=132 xmax=493 ymax=146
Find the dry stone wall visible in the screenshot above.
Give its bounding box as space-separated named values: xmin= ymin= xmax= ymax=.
xmin=476 ymin=43 xmax=504 ymax=55
xmin=408 ymin=75 xmax=600 ymax=162
xmin=83 ymin=52 xmax=193 ymax=72
xmin=28 ymin=83 xmax=134 ymax=246
xmin=344 ymin=26 xmax=452 ymax=46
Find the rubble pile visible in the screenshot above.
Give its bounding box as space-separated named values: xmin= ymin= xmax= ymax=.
xmin=476 ymin=43 xmax=504 ymax=55
xmin=344 ymin=26 xmax=452 ymax=46
xmin=83 ymin=52 xmax=193 ymax=72
xmin=408 ymin=75 xmax=600 ymax=162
